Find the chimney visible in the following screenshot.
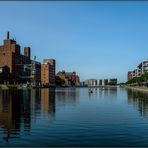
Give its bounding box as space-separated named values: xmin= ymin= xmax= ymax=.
xmin=24 ymin=47 xmax=31 ymax=59
xmin=7 ymin=31 xmax=9 ymax=40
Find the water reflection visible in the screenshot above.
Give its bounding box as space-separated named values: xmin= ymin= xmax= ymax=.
xmin=41 ymin=88 xmax=55 ymax=118
xmin=55 ymin=88 xmax=79 ymax=106
xmin=0 ymin=90 xmax=31 ymax=141
xmin=0 ymin=88 xmax=55 ymax=142
xmin=98 ymin=87 xmax=117 ymax=98
xmin=127 ymin=89 xmax=148 ymax=120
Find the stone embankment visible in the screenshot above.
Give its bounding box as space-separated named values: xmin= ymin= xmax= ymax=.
xmin=0 ymin=84 xmax=9 ymax=90
xmin=123 ymin=85 xmax=148 ymax=92
xmin=0 ymin=84 xmax=18 ymax=90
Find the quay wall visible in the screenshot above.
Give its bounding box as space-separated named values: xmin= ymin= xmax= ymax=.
xmin=123 ymin=85 xmax=148 ymax=93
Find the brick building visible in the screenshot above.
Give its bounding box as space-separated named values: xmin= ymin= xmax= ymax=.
xmin=0 ymin=32 xmax=32 ymax=83
xmin=32 ymin=61 xmax=41 ymax=85
xmin=0 ymin=32 xmax=42 ymax=84
xmin=41 ymin=59 xmax=56 ymax=86
xmin=0 ymin=65 xmax=10 ymax=84
xmin=56 ymin=71 xmax=80 ymax=86
xmin=127 ymin=71 xmax=133 ymax=81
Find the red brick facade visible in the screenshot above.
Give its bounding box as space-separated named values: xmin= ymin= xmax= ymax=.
xmin=56 ymin=71 xmax=80 ymax=86
xmin=0 ymin=33 xmax=33 ymax=84
xmin=41 ymin=59 xmax=55 ymax=86
xmin=127 ymin=71 xmax=133 ymax=81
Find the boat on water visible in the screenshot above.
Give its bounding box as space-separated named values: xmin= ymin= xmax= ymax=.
xmin=18 ymin=84 xmax=30 ymax=90
xmin=88 ymin=88 xmax=93 ymax=93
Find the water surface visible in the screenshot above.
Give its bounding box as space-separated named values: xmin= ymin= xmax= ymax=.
xmin=0 ymin=87 xmax=148 ymax=146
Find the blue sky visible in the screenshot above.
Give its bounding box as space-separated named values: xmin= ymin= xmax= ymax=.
xmin=0 ymin=2 xmax=148 ymax=82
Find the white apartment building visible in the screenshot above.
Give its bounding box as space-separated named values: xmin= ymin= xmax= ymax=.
xmin=138 ymin=60 xmax=148 ymax=75
xmin=85 ymin=78 xmax=117 ymax=87
xmin=128 ymin=59 xmax=148 ymax=81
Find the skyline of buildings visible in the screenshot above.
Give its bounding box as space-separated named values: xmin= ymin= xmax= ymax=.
xmin=0 ymin=32 xmax=119 ymax=86
xmin=0 ymin=32 xmax=82 ymax=86
xmin=0 ymin=2 xmax=148 ymax=147
xmin=2 ymin=31 xmax=148 ymax=85
xmin=0 ymin=2 xmax=147 ymax=82
xmin=0 ymin=32 xmax=53 ymax=85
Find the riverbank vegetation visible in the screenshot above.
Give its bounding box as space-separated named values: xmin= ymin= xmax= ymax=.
xmin=126 ymin=72 xmax=148 ymax=86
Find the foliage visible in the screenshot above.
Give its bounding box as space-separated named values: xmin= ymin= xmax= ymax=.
xmin=108 ymin=81 xmax=117 ymax=85
xmin=55 ymin=76 xmax=65 ymax=86
xmin=126 ymin=72 xmax=148 ymax=84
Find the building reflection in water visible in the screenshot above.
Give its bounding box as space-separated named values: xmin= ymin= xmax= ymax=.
xmin=98 ymin=87 xmax=117 ymax=98
xmin=30 ymin=89 xmax=41 ymax=118
xmin=127 ymin=89 xmax=148 ymax=120
xmin=55 ymin=88 xmax=79 ymax=106
xmin=0 ymin=90 xmax=31 ymax=141
xmin=41 ymin=88 xmax=55 ymax=118
xmin=0 ymin=88 xmax=56 ymax=142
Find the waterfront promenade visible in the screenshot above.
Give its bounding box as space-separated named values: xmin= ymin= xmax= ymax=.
xmin=123 ymin=85 xmax=148 ymax=93
xmin=0 ymin=84 xmax=119 ymax=90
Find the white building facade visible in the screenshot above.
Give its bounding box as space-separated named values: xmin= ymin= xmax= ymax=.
xmin=86 ymin=78 xmax=117 ymax=87
xmin=128 ymin=59 xmax=148 ymax=81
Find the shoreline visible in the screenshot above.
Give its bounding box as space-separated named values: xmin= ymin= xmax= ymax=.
xmin=123 ymin=85 xmax=148 ymax=93
xmin=0 ymin=84 xmax=119 ymax=90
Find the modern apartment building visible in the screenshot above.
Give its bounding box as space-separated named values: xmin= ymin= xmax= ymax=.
xmin=138 ymin=60 xmax=148 ymax=75
xmin=127 ymin=71 xmax=133 ymax=81
xmin=87 ymin=79 xmax=97 ymax=86
xmin=127 ymin=59 xmax=148 ymax=81
xmin=41 ymin=59 xmax=56 ymax=86
xmin=86 ymin=78 xmax=117 ymax=87
xmin=108 ymin=78 xmax=117 ymax=85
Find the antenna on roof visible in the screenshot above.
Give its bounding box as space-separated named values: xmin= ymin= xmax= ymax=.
xmin=33 ymin=56 xmax=36 ymax=61
xmin=12 ymin=36 xmax=16 ymax=41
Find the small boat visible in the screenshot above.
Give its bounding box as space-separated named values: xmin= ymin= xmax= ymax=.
xmin=18 ymin=84 xmax=29 ymax=90
xmin=89 ymin=88 xmax=93 ymax=93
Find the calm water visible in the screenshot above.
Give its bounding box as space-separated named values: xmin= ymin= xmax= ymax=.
xmin=0 ymin=87 xmax=148 ymax=146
